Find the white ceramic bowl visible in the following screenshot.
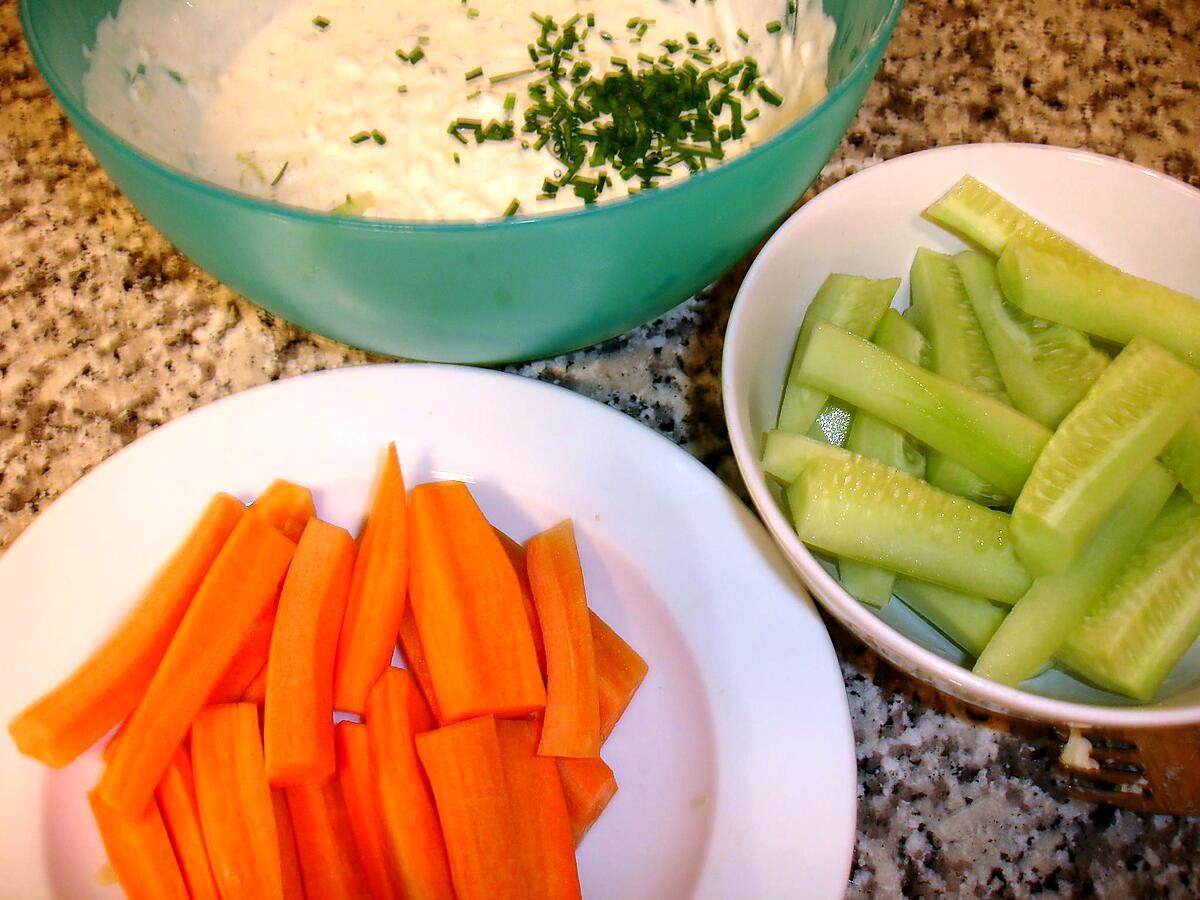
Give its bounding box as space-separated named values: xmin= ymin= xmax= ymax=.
xmin=722 ymin=143 xmax=1200 ymax=727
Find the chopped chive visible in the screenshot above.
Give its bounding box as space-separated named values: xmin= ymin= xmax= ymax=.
xmin=746 ymin=107 xmax=761 ymax=120
xmin=587 ymin=12 xmax=595 ymax=26
xmin=766 ymin=20 xmax=783 ymax=34
xmin=610 ymin=56 xmax=629 ymax=68
xmin=371 ymin=129 xmax=387 ymax=145
xmin=395 ymin=48 xmax=409 ymax=61
xmin=503 ymin=198 xmax=520 ymax=217
xmin=599 ymin=30 xmax=613 ymax=41
xmin=312 ymin=15 xmax=330 ymax=29
xmin=489 ymin=67 xmax=534 ymax=84
xmin=453 ymin=152 xmax=461 ymax=164
xmin=467 ymin=6 xmax=479 ymax=16
xmin=349 ymin=131 xmax=371 ymax=144
xmin=408 ymin=46 xmax=425 ymax=64
xmin=466 ymin=89 xmax=481 ymax=100
xmin=689 ymin=49 xmax=712 ymax=63
xmin=686 ymin=31 xmax=698 ymax=45
xmin=757 ymin=83 xmax=783 ymax=106
xmin=166 ymin=69 xmax=185 ymax=84
xmin=504 ymin=92 xmax=517 ymax=111
xmin=637 ymin=52 xmax=654 ymax=65
xmin=465 ymin=66 xmax=484 ymax=81
xmin=397 ymin=83 xmax=408 ymax=93
xmin=737 ymin=28 xmax=750 ymax=43
xmin=270 ymin=161 xmax=288 ymax=186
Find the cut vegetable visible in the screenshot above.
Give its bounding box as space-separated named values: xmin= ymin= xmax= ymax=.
xmin=527 ymin=521 xmax=601 ymax=758
xmin=591 ymin=612 xmax=649 ymax=742
xmin=1058 ymin=492 xmax=1200 ymax=700
xmin=416 ymin=716 xmax=525 ymax=900
xmin=762 ymin=429 xmax=856 ymax=485
xmin=807 ymin=398 xmax=855 ymax=447
xmin=1163 ymin=415 xmax=1200 ymax=502
xmin=8 ymin=493 xmax=245 ymax=768
xmin=336 ymin=722 xmax=401 ymax=900
xmin=557 ymin=757 xmax=618 ymax=847
xmin=408 ymin=481 xmax=545 ymax=722
xmin=975 ymin=463 xmax=1176 ymax=685
xmin=241 ymin=663 xmax=268 ymax=705
xmin=1011 ymin=337 xmax=1200 ymax=576
xmin=397 ymin=606 xmax=443 ymax=723
xmin=89 ymin=789 xmax=189 ymax=900
xmin=923 ymin=453 xmax=1008 ymax=508
xmin=954 ymin=249 xmax=1108 ymax=428
xmin=334 ymin=443 xmax=409 ymax=715
xmin=997 ymin=237 xmax=1200 ymax=367
xmin=208 ymin=609 xmax=276 ymax=705
xmin=786 ymin=455 xmax=1032 ymax=603
xmin=836 ymin=563 xmax=896 ymax=610
xmin=777 ymin=274 xmax=898 ymax=434
xmin=794 ymin=322 xmax=1050 ymax=497
xmin=496 ymin=719 xmax=582 ymax=900
xmin=270 ymin=789 xmax=306 ymax=900
xmin=286 ymin=777 xmax=371 ymax=900
xmin=496 ymin=528 xmax=548 ymax=679
xmin=252 ymin=479 xmax=316 ymax=543
xmin=892 ymin=577 xmax=1007 ymax=659
xmin=99 ymin=513 xmax=295 ymax=816
xmin=191 ymin=704 xmax=284 ymax=900
xmin=156 ymin=748 xmax=220 ymax=900
xmin=365 ymin=667 xmax=455 ymax=900
xmin=265 ymin=518 xmax=356 ymax=785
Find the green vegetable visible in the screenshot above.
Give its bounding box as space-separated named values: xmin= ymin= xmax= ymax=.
xmin=893 ymin=577 xmax=1007 ymax=659
xmin=1164 ymin=416 xmax=1200 ymax=502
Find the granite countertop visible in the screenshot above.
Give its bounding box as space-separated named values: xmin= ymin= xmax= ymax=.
xmin=2 ymin=0 xmax=1199 ymax=895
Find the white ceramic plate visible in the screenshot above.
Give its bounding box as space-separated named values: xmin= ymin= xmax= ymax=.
xmin=723 ymin=143 xmax=1200 ymax=728
xmin=0 ymin=364 xmax=855 ymax=899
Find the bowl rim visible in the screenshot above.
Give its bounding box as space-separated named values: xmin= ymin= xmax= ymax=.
xmin=721 ymin=141 xmax=1200 ymax=728
xmin=18 ymin=0 xmax=904 ymax=231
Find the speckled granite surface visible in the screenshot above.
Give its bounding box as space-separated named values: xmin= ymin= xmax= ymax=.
xmin=2 ymin=0 xmax=1199 ymax=895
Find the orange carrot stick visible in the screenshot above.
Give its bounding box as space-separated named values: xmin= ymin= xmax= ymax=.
xmin=89 ymin=789 xmax=189 ymax=900
xmin=156 ymin=747 xmax=220 ymax=900
xmin=98 ymin=513 xmax=295 ymax=816
xmin=271 ymin=789 xmax=307 ymax=900
xmin=333 ymin=444 xmax=409 ymax=715
xmin=286 ymin=778 xmax=371 ymax=900
xmin=590 ymin=613 xmax=648 ymax=742
xmin=495 ymin=719 xmax=582 ymax=900
xmin=253 ymin=480 xmax=317 ymax=543
xmin=265 ymin=519 xmax=356 ymax=785
xmin=365 ymin=668 xmax=454 ymax=900
xmin=526 ymin=521 xmax=600 ymax=758
xmin=415 ymin=716 xmax=524 ymax=900
xmin=408 ymin=482 xmax=545 ymax=722
xmin=396 ymin=607 xmax=443 ymax=724
xmin=8 ymin=494 xmax=245 ymax=768
xmin=208 ymin=607 xmax=276 ymax=704
xmin=556 ymin=757 xmax=618 ymax=847
xmin=336 ymin=722 xmax=401 ymax=900
xmin=191 ymin=704 xmax=284 ymax=900
xmin=495 ymin=529 xmax=547 ymax=679
xmin=241 ymin=663 xmax=269 ymax=705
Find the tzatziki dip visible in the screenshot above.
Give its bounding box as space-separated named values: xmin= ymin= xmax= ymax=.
xmin=84 ymin=0 xmax=835 ymax=220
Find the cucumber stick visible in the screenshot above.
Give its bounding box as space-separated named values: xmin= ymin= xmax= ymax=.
xmin=808 ymin=398 xmax=855 ymax=447
xmin=838 ymin=310 xmax=929 ymax=607
xmin=794 ymin=322 xmax=1051 ymax=497
xmin=777 ymin=275 xmax=898 ymax=433
xmin=954 ymin=250 xmax=1109 ymax=428
xmin=1011 ymin=337 xmax=1200 ymax=576
xmin=1058 ymin=492 xmax=1200 ymax=700
xmin=973 ymin=462 xmax=1176 ymax=686
xmin=893 ymin=577 xmax=1007 ymax=659
xmin=998 ymin=238 xmax=1200 ymax=367
xmin=1164 ymin=415 xmax=1200 ymax=501
xmin=786 ymin=455 xmax=1032 ymax=603
xmin=762 ymin=430 xmax=851 ymax=485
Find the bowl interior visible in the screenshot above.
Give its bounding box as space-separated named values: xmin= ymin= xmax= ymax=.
xmin=723 ymin=143 xmax=1200 ymax=727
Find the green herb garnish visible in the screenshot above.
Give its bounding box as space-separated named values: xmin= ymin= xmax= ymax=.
xmin=349 ymin=131 xmax=371 ymax=144
xmin=270 ymin=161 xmax=288 ymax=186
xmin=766 ymin=20 xmax=783 ymax=34
xmin=371 ymin=129 xmax=387 ymax=145
xmin=465 ymin=66 xmax=484 ymax=81
xmin=312 ymin=15 xmax=330 ymax=29
xmin=503 ymin=198 xmax=520 ymax=217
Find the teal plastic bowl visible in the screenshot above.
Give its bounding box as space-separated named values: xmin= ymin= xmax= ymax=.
xmin=21 ymin=0 xmax=903 ymax=363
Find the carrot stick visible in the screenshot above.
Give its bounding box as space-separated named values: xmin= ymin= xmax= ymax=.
xmin=365 ymin=668 xmax=454 ymax=900
xmin=495 ymin=529 xmax=547 ymax=679
xmin=333 ymin=444 xmax=409 ymax=715
xmin=8 ymin=494 xmax=245 ymax=768
xmin=556 ymin=757 xmax=618 ymax=847
xmin=191 ymin=704 xmax=284 ymax=900
xmin=271 ymin=789 xmax=307 ymax=900
xmin=208 ymin=607 xmax=276 ymax=704
xmin=396 ymin=607 xmax=443 ymax=724
xmin=265 ymin=519 xmax=356 ymax=785
xmin=156 ymin=747 xmax=220 ymax=900
xmin=408 ymin=482 xmax=545 ymax=722
xmin=415 ymin=716 xmax=524 ymax=900
xmin=526 ymin=521 xmax=600 ymax=758
xmin=241 ymin=663 xmax=268 ymax=705
xmin=495 ymin=719 xmax=581 ymax=900
xmin=253 ymin=480 xmax=317 ymax=543
xmin=590 ymin=612 xmax=649 ymax=742
xmin=98 ymin=512 xmax=295 ymax=816
xmin=286 ymin=778 xmax=371 ymax=900
xmin=89 ymin=789 xmax=189 ymax=900
xmin=336 ymin=722 xmax=401 ymax=900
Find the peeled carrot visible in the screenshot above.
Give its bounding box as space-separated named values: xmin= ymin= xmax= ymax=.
xmin=409 ymin=482 xmax=545 ymax=722
xmin=527 ymin=521 xmax=600 ymax=758
xmin=191 ymin=704 xmax=284 ymax=900
xmin=265 ymin=519 xmax=356 ymax=785
xmin=98 ymin=512 xmax=295 ymax=816
xmin=495 ymin=719 xmax=582 ymax=900
xmin=241 ymin=663 xmax=269 ymax=705
xmin=396 ymin=607 xmax=443 ymax=724
xmin=495 ymin=529 xmax=547 ymax=679
xmin=557 ymin=757 xmax=618 ymax=847
xmin=365 ymin=668 xmax=454 ymax=900
xmin=286 ymin=778 xmax=371 ymax=900
xmin=253 ymin=479 xmax=317 ymax=543
xmin=333 ymin=444 xmax=409 ymax=715
xmin=89 ymin=788 xmax=189 ymax=900
xmin=270 ymin=789 xmax=307 ymax=900
xmin=156 ymin=747 xmax=220 ymax=900
xmin=8 ymin=494 xmax=245 ymax=768
xmin=336 ymin=722 xmax=401 ymax=900
xmin=590 ymin=612 xmax=649 ymax=742
xmin=208 ymin=608 xmax=276 ymax=704
xmin=415 ymin=716 xmax=524 ymax=900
